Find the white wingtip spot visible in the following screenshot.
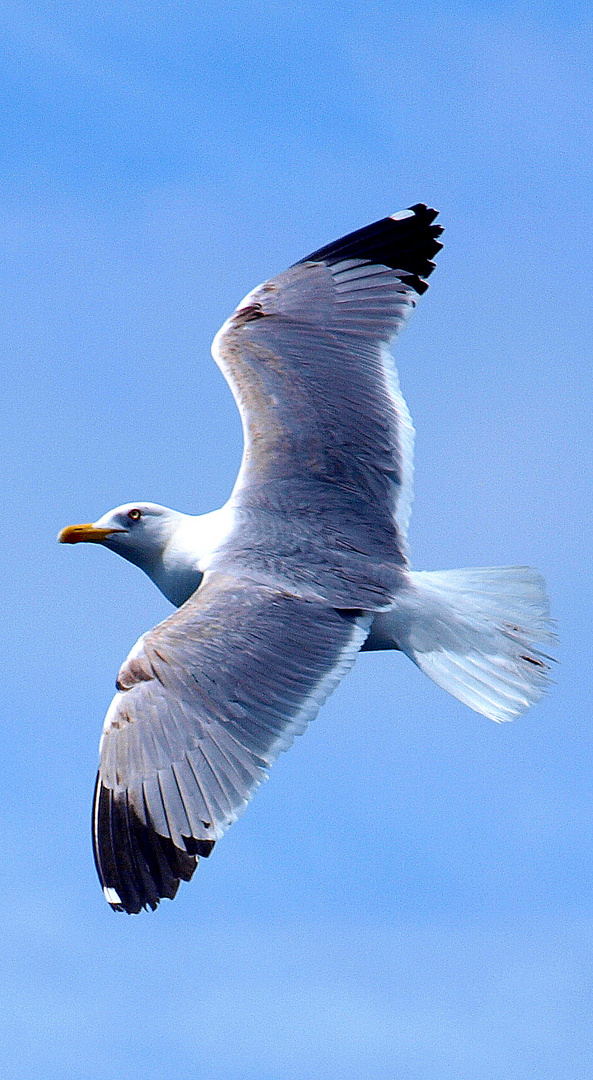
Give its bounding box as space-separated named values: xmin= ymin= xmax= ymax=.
xmin=390 ymin=208 xmax=416 ymax=221
xmin=103 ymin=886 xmax=122 ymax=905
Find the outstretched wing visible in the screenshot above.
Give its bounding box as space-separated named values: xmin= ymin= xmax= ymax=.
xmin=94 ymin=573 xmax=371 ymax=913
xmin=212 ymin=205 xmax=442 ymax=575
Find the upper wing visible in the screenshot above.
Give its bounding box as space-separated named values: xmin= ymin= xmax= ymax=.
xmin=94 ymin=573 xmax=371 ymax=913
xmin=212 ymin=205 xmax=442 ymax=575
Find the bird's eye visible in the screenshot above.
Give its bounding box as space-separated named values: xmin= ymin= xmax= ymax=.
xmin=127 ymin=508 xmax=142 ymax=521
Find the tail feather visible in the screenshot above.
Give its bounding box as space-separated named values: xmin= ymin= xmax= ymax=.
xmin=368 ymin=567 xmax=556 ymax=722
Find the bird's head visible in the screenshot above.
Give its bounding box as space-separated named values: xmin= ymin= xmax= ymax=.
xmin=58 ymin=502 xmax=183 ymax=572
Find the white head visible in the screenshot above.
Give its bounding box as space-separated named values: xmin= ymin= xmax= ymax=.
xmin=59 ymin=501 xmax=181 ymax=564
xmin=58 ymin=501 xmax=203 ymax=606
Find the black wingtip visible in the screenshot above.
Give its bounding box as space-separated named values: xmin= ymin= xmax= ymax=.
xmin=297 ymin=203 xmax=443 ymax=295
xmin=92 ymin=775 xmax=200 ymax=914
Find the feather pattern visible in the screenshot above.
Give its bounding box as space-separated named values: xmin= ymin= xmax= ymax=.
xmin=211 ymin=204 xmax=443 ymax=595
xmin=94 ymin=574 xmax=371 ymax=912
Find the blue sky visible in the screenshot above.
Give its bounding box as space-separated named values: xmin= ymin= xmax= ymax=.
xmin=2 ymin=2 xmax=592 ymax=1077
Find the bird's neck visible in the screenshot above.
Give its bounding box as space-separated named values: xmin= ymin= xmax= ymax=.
xmin=149 ymin=506 xmax=235 ymax=608
xmin=149 ymin=557 xmax=204 ymax=607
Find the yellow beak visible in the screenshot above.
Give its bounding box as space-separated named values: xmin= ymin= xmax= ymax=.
xmin=57 ymin=523 xmax=127 ymax=544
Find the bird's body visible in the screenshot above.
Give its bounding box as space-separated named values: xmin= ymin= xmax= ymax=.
xmin=60 ymin=206 xmax=554 ymax=913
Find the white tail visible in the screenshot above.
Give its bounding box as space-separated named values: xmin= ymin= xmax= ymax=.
xmin=367 ymin=567 xmax=556 ymax=722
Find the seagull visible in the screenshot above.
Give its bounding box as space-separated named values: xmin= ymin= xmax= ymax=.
xmin=59 ymin=205 xmax=554 ymax=914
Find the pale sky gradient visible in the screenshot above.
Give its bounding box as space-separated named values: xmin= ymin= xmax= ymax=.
xmin=2 ymin=3 xmax=592 ymax=1078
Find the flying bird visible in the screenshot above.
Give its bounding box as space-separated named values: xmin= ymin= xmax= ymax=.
xmin=59 ymin=205 xmax=554 ymax=913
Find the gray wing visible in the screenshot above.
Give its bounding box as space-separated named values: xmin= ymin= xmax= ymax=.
xmin=212 ymin=205 xmax=442 ymax=595
xmin=93 ymin=573 xmax=371 ymax=913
